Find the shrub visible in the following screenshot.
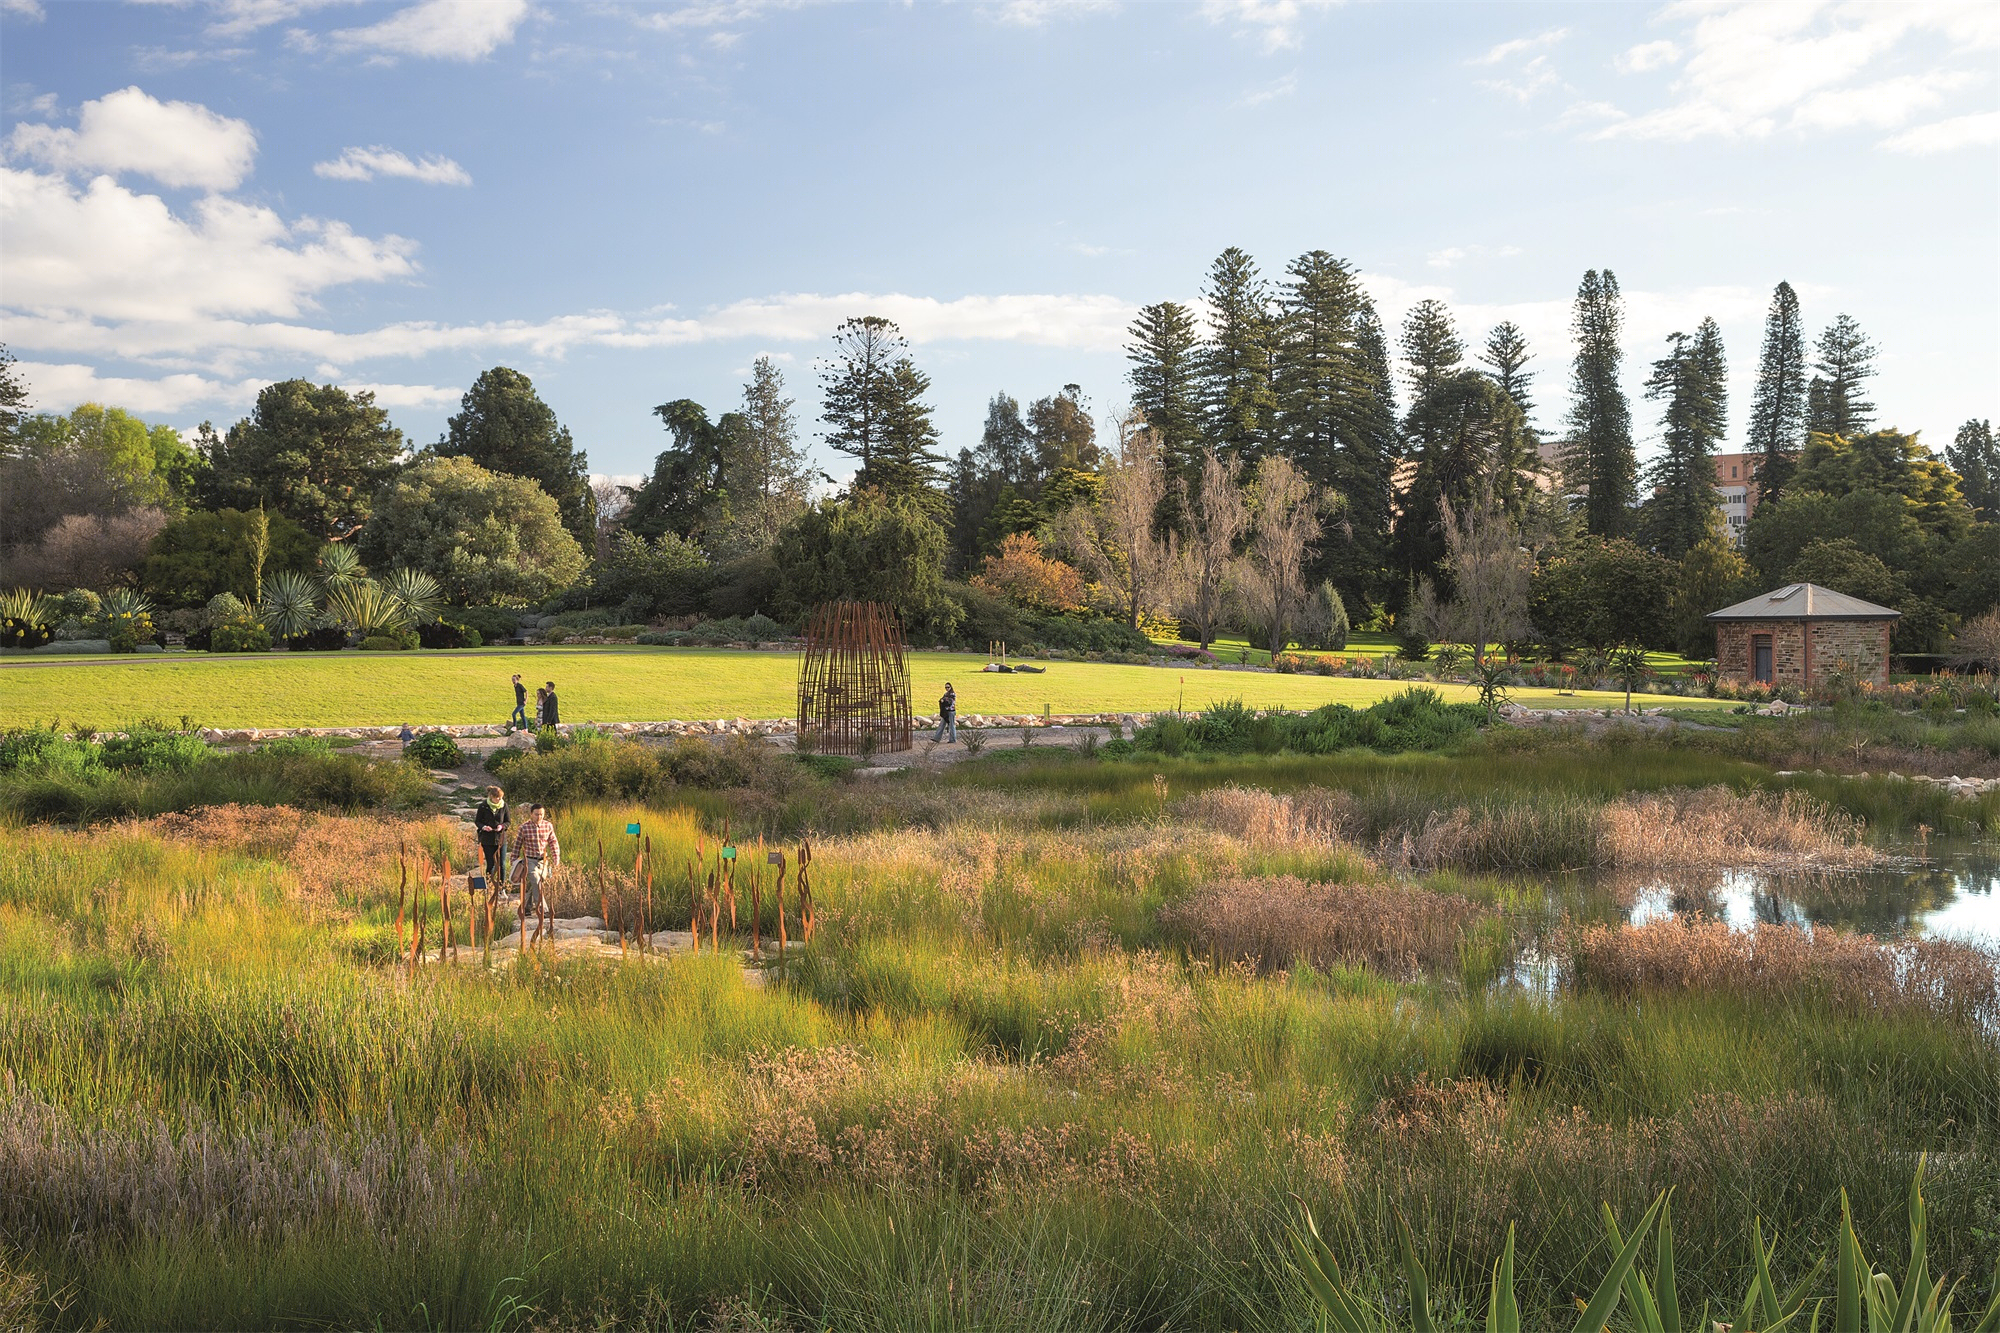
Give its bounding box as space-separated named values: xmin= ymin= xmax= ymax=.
xmin=256 ymin=736 xmax=332 ymax=758
xmin=99 ymin=724 xmax=214 ymax=774
xmin=454 ymin=605 xmax=522 ymax=644
xmin=210 ymin=614 xmax=273 ymax=653
xmin=284 ymin=626 xmax=349 ymax=652
xmin=403 ymin=731 xmax=464 ymax=768
xmin=1131 ymin=688 xmax=1484 ymax=758
xmin=358 ymin=634 xmax=413 ymax=652
xmin=497 ymin=735 xmax=803 ymax=809
xmin=0 ymin=726 xmax=104 ymax=778
xmin=415 ymin=620 xmax=482 ymax=650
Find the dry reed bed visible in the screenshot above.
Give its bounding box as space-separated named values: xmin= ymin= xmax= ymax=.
xmin=1160 ymin=875 xmax=1484 ymax=978
xmin=1175 ymin=783 xmax=1878 ymax=871
xmin=138 ymin=804 xmax=464 ymax=910
xmin=1570 ymin=917 xmax=2000 ymax=1026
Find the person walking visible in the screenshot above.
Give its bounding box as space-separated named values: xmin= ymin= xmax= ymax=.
xmin=509 ymin=674 xmax=527 ymax=729
xmin=934 ymin=682 xmax=957 ymax=744
xmin=543 ymin=680 xmax=560 ymax=727
xmin=511 ymin=803 xmax=560 ymax=924
xmin=473 ymin=785 xmax=509 ymax=882
xmin=534 ymin=685 xmax=548 ymax=729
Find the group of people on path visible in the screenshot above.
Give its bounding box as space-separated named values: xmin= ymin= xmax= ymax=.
xmin=473 ymin=783 xmax=561 ymax=922
xmin=510 ymin=674 xmax=560 ymax=730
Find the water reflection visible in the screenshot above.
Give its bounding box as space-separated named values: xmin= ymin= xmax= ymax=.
xmin=1600 ymin=841 xmax=2000 ymax=947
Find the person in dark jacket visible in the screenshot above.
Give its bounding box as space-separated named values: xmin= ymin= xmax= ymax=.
xmin=510 ymin=674 xmax=527 ymax=729
xmin=542 ymin=681 xmax=560 ymax=727
xmin=473 ymin=785 xmax=509 ymax=881
xmin=934 ymin=682 xmax=957 ymax=743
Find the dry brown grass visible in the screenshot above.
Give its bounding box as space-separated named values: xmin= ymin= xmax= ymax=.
xmin=1171 ymin=785 xmax=1352 ymax=848
xmin=139 ymin=804 xmax=463 ymax=910
xmin=1601 ymin=786 xmax=1877 ymax=868
xmin=1570 ymin=916 xmax=2000 ymax=1025
xmin=1160 ymin=874 xmax=1486 ymax=978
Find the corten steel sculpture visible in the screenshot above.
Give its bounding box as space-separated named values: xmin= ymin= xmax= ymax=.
xmin=797 ymin=600 xmax=913 ymax=755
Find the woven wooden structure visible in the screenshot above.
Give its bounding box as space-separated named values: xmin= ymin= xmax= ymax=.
xmin=796 ymin=601 xmax=912 ymax=755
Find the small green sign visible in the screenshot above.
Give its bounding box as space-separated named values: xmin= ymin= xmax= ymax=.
xmin=720 ymin=846 xmax=737 ymax=860
xmin=625 ymin=823 xmax=641 ymax=835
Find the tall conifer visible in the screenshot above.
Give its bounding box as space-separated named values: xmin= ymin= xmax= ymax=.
xmin=1478 ymin=322 xmax=1536 ymax=427
xmin=1197 ymin=248 xmax=1277 ymax=466
xmin=1565 ymin=269 xmax=1636 ymax=536
xmin=1126 ymin=301 xmax=1204 ymax=525
xmin=1642 ymin=318 xmax=1729 ymax=560
xmin=1807 ymin=313 xmax=1878 ymax=438
xmin=1399 ymin=299 xmax=1465 ymax=404
xmin=1745 ymin=281 xmax=1806 ymax=500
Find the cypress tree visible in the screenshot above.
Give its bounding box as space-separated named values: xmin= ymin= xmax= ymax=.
xmin=1807 ymin=313 xmax=1878 ymax=438
xmin=1642 ymin=318 xmax=1729 ymax=560
xmin=1197 ymin=247 xmax=1277 ymax=466
xmin=1744 ymin=281 xmax=1806 ymax=501
xmin=1565 ymin=269 xmax=1637 ymax=537
xmin=1125 ymin=300 xmax=1203 ymax=523
xmin=1478 ymin=322 xmax=1536 ymax=428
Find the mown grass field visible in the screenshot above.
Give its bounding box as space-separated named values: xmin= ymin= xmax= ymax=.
xmin=1 ymin=647 xmax=1719 ymax=729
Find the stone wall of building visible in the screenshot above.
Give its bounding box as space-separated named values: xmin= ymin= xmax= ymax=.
xmin=1714 ymin=618 xmax=1893 ymax=687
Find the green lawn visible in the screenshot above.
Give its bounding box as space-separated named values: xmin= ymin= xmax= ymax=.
xmin=3 ymin=646 xmax=1723 ymax=729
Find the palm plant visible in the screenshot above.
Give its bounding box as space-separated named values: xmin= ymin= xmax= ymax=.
xmin=258 ymin=570 xmax=323 ymax=639
xmin=382 ymin=568 xmax=443 ymax=626
xmin=1610 ymin=644 xmax=1652 ymax=714
xmin=0 ymin=588 xmax=58 ymax=630
xmin=323 ymin=579 xmax=411 ymax=638
xmin=317 ymin=544 xmax=367 ymax=590
xmin=99 ymin=588 xmax=154 ymax=619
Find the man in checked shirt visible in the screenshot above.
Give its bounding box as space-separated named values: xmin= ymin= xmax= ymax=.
xmin=511 ymin=804 xmax=561 ymax=927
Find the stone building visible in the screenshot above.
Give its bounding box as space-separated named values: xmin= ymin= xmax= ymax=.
xmin=1707 ymin=583 xmax=1899 ymax=688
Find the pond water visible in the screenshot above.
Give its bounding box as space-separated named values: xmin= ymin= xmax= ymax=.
xmin=1552 ymin=839 xmax=2000 ymax=949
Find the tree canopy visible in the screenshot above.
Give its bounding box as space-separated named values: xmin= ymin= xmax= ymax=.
xmin=357 ymin=456 xmax=588 ymax=606
xmin=203 ymin=380 xmax=403 ymax=540
xmin=435 ymin=366 xmax=595 ymax=547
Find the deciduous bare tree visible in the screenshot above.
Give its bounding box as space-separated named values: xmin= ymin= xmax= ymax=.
xmin=1409 ymin=486 xmax=1532 ymax=665
xmin=1237 ymin=455 xmax=1322 ymax=655
xmin=1058 ymin=414 xmax=1177 ymax=628
xmin=1177 ymin=447 xmax=1248 ymax=649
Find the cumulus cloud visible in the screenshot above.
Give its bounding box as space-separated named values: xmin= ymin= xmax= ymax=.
xmin=1881 ymin=109 xmax=2000 ymax=154
xmin=1615 ymin=39 xmax=1678 ymax=73
xmin=6 ymin=86 xmax=257 ymax=190
xmin=15 ymin=360 xmax=455 ymax=415
xmin=989 ymin=0 xmax=1117 ymax=27
xmin=1 ymin=166 xmax=418 ymax=325
xmin=1 ymin=0 xmax=47 ymax=21
xmin=1589 ymin=1 xmax=1998 ymax=143
xmin=313 ymin=145 xmax=472 ymax=185
xmin=325 ymin=0 xmax=529 ymax=61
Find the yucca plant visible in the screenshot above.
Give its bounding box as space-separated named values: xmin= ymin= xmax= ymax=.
xmin=258 ymin=569 xmax=323 ymax=639
xmin=382 ymin=568 xmax=443 ymax=626
xmin=323 ymin=578 xmax=410 ymax=637
xmin=0 ymin=587 xmax=57 ymax=629
xmin=99 ymin=587 xmax=154 ymax=619
xmin=317 ymin=543 xmax=367 ymax=590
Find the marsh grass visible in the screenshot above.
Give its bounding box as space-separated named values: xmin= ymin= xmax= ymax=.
xmin=1 ymin=736 xmax=1996 ymax=1328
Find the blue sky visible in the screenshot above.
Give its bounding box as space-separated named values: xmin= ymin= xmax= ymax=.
xmin=3 ymin=0 xmax=1995 ymax=487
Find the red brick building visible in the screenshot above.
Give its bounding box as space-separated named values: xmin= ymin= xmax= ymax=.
xmin=1707 ymin=583 xmax=1899 ymax=688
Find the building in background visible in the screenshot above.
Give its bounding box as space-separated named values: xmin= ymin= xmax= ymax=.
xmin=1707 ymin=583 xmax=1899 ymax=689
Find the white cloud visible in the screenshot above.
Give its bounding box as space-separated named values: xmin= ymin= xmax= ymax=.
xmin=1479 ymin=55 xmax=1560 ymax=104
xmin=1471 ymin=27 xmax=1568 ymax=66
xmin=1615 ymin=39 xmax=1679 ymax=73
xmin=325 ymin=0 xmax=529 ymax=61
xmin=1239 ymin=72 xmax=1297 ymax=106
xmin=1426 ymin=244 xmax=1522 ymax=270
xmin=14 ymin=360 xmax=455 ymax=415
xmin=204 ymin=0 xmax=360 ymax=38
xmin=314 ymin=145 xmax=472 ymax=185
xmin=1199 ymin=0 xmax=1343 ymax=55
xmin=6 ymin=86 xmax=257 ymax=190
xmin=1 ymin=166 xmax=418 ymax=325
xmin=634 ymin=0 xmax=815 ymax=35
xmin=1 ymin=0 xmax=46 ymax=21
xmin=1881 ymin=109 xmax=2000 ymax=154
xmin=1590 ymin=1 xmax=1997 ymax=143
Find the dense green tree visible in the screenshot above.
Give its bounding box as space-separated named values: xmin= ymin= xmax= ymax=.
xmin=978 ymin=392 xmax=1033 ymax=487
xmin=1785 ymin=538 xmax=1900 ymax=607
xmin=588 ymin=529 xmax=710 ymax=618
xmin=436 ymin=367 xmax=594 ymax=547
xmin=1745 ymin=489 xmax=1929 ymax=591
xmin=771 ymin=488 xmax=958 ymax=636
xmin=1197 ymin=247 xmax=1277 ymax=465
xmin=819 ymin=318 xmax=943 ymax=506
xmin=1641 ymin=318 xmax=1729 ymax=560
xmin=626 ymin=400 xmax=743 ymax=542
xmin=358 ymin=456 xmax=588 ymax=606
xmin=711 ymin=357 xmax=813 ymax=558
xmin=1394 ymin=371 xmax=1531 ymax=585
xmin=1745 ymin=281 xmax=1807 ymax=501
xmin=1806 ymin=313 xmax=1878 ymax=438
xmin=203 ymin=380 xmax=404 ymax=540
xmin=1271 ymin=251 xmax=1391 ymax=590
xmin=1565 ymin=269 xmax=1636 ymax=537
xmin=1666 ymin=508 xmax=1750 ymax=657
xmin=1399 ymin=299 xmax=1465 ymax=405
xmin=1477 ymin=322 xmax=1536 ymax=429
xmin=1028 ymin=384 xmax=1098 ymax=477
xmin=1528 ymin=534 xmax=1673 ymax=650
xmin=141 ymin=508 xmax=317 ymax=609
xmin=1947 ymin=418 xmax=1998 ymax=521
xmin=1787 ymin=428 xmax=1970 ymax=540
xmin=1125 ymin=300 xmax=1204 ymax=514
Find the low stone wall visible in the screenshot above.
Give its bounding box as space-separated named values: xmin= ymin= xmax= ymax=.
xmin=192 ymin=714 xmax=1164 ymax=745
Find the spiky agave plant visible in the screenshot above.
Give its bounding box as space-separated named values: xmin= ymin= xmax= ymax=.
xmin=258 ymin=569 xmax=322 ymax=639
xmin=323 ymin=579 xmax=410 ymax=638
xmin=382 ymin=568 xmax=443 ymax=627
xmin=0 ymin=588 xmax=58 ymax=629
xmin=99 ymin=588 xmax=154 ymax=619
xmin=317 ymin=543 xmax=367 ymax=590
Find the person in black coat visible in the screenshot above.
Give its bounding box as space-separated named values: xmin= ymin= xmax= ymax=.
xmin=473 ymin=785 xmax=509 ymax=881
xmin=542 ymin=681 xmax=560 ymax=727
